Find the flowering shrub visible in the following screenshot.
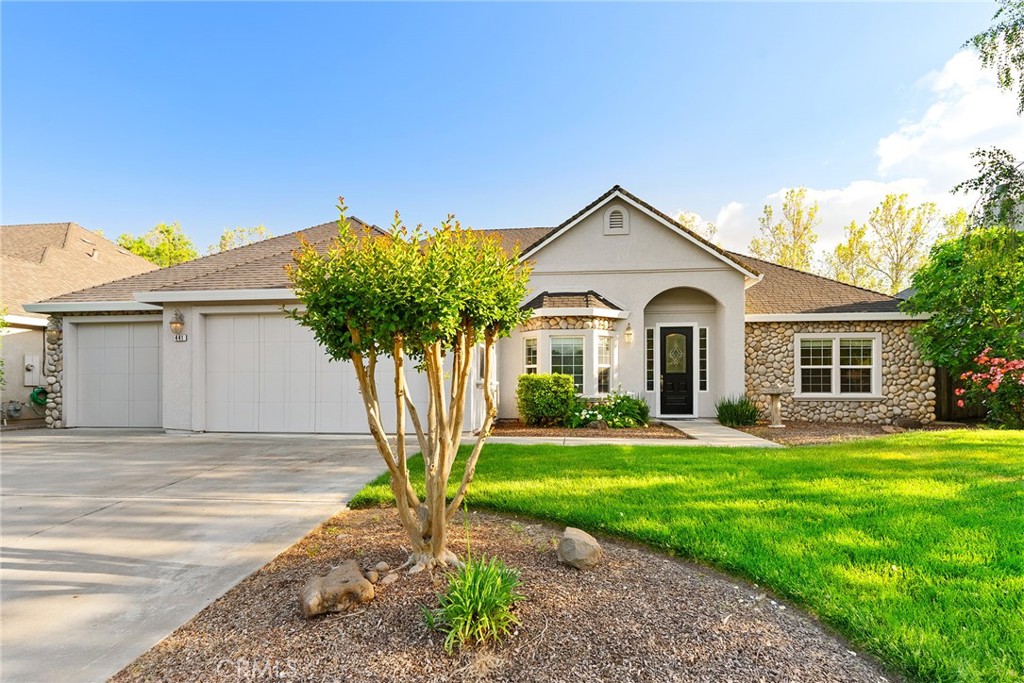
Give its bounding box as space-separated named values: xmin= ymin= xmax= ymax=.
xmin=957 ymin=349 xmax=1024 ymax=429
xmin=565 ymin=392 xmax=650 ymax=429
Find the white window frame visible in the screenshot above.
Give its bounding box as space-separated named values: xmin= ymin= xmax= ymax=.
xmin=550 ymin=335 xmax=585 ymax=392
xmin=523 ymin=336 xmax=538 ymax=375
xmin=794 ymin=332 xmax=882 ymax=399
xmin=596 ymin=334 xmax=613 ymax=395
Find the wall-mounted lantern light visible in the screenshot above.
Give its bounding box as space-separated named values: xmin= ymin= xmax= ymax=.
xmin=169 ymin=310 xmax=186 ymax=335
xmin=45 ymin=328 xmax=60 ymax=344
xmin=623 ymin=323 xmax=634 ymax=344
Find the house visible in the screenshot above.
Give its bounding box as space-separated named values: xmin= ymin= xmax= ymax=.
xmin=1 ymin=222 xmax=158 ymax=424
xmin=25 ymin=187 xmax=936 ymax=431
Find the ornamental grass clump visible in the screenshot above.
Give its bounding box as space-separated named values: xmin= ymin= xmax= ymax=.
xmin=423 ymin=555 xmax=524 ymax=654
xmin=715 ymin=395 xmax=760 ymax=426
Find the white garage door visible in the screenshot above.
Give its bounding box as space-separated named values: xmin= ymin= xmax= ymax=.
xmin=204 ymin=314 xmax=427 ymax=433
xmin=75 ymin=322 xmax=161 ymax=427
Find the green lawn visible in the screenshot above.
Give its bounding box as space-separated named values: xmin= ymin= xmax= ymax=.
xmin=350 ymin=430 xmax=1024 ymax=683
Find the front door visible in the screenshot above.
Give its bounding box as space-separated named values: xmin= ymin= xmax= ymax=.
xmin=660 ymin=326 xmax=694 ymax=416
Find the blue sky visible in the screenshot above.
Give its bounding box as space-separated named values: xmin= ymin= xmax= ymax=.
xmin=2 ymin=2 xmax=1014 ymax=254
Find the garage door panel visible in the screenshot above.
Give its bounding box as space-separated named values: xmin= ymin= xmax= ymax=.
xmin=73 ymin=322 xmax=161 ymax=428
xmin=77 ymin=325 xmax=106 ymax=349
xmin=132 ymin=401 xmax=160 ymax=427
xmin=132 ymin=347 xmax=159 ymax=372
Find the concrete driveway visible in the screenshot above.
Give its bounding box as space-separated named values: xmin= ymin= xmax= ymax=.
xmin=1 ymin=429 xmax=385 ymax=683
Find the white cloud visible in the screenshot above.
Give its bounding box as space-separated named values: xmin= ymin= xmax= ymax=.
xmin=714 ymin=51 xmax=1021 ymax=256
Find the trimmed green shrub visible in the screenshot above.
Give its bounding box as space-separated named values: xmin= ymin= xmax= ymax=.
xmin=423 ymin=554 xmax=524 ymax=653
xmin=716 ymin=395 xmax=760 ymax=426
xmin=516 ymin=374 xmax=577 ymax=426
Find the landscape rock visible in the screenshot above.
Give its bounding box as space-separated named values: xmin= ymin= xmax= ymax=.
xmin=379 ymin=572 xmax=399 ymax=586
xmin=299 ymin=560 xmax=374 ymax=618
xmin=585 ymin=420 xmax=609 ymax=430
xmin=374 ymin=561 xmax=390 ymax=573
xmin=364 ymin=570 xmax=379 ymax=584
xmin=881 ymin=425 xmax=905 ymax=434
xmin=557 ymin=527 xmax=602 ymax=569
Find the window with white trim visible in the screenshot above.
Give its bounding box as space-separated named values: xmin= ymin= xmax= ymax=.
xmin=524 ymin=337 xmax=537 ymax=375
xmin=551 ymin=336 xmax=584 ymax=391
xmin=597 ymin=336 xmax=612 ymax=394
xmin=795 ymin=333 xmax=880 ymax=397
xmin=645 ymin=328 xmax=655 ymax=391
xmin=698 ymin=327 xmax=708 ymax=391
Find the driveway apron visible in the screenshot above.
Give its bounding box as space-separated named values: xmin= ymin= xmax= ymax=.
xmin=0 ymin=430 xmax=384 ymax=683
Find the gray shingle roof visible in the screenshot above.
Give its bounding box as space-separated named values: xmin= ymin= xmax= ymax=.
xmin=1 ymin=222 xmax=157 ymax=318
xmin=522 ymin=291 xmax=620 ymax=311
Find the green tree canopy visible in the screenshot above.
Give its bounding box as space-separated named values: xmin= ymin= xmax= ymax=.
xmin=749 ymin=187 xmax=820 ymax=271
xmin=864 ymin=194 xmax=938 ymax=295
xmin=209 ymin=225 xmax=272 ymax=254
xmin=825 ymin=221 xmax=879 ymax=291
xmin=953 ymin=147 xmax=1024 ymax=228
xmin=968 ymin=0 xmax=1024 ymax=114
xmin=117 ymin=222 xmax=198 ymax=267
xmin=903 ymin=226 xmax=1024 ymax=373
xmin=287 ymin=199 xmax=532 ymax=571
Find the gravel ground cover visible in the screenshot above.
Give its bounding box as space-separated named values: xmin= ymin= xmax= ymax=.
xmin=491 ymin=420 xmax=689 ymax=439
xmin=737 ymin=420 xmax=973 ymax=446
xmin=112 ymin=508 xmax=894 ymax=683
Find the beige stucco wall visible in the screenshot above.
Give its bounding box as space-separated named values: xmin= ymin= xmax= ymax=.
xmin=745 ymin=321 xmax=936 ymax=424
xmin=498 ymin=198 xmax=749 ymax=419
xmin=1 ymin=326 xmax=46 ymax=419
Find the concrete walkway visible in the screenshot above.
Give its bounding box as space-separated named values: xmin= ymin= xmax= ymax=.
xmin=488 ymin=418 xmax=780 ymax=448
xmin=0 ymin=429 xmax=385 ymax=683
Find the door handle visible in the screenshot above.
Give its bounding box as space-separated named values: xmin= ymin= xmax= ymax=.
xmin=660 ymin=375 xmax=664 ymax=390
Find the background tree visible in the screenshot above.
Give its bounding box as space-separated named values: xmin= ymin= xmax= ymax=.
xmin=825 ymin=221 xmax=879 ymax=290
xmin=967 ymin=0 xmax=1024 ymax=114
xmin=863 ymin=194 xmax=938 ymax=295
xmin=903 ymin=226 xmax=1024 ymax=373
xmin=288 ymin=200 xmax=531 ymax=572
xmin=938 ymin=208 xmax=972 ymax=243
xmin=676 ymin=212 xmax=718 ymax=244
xmin=209 ymin=225 xmax=272 ymax=254
xmin=953 ymin=147 xmax=1024 ymax=228
xmin=749 ymin=187 xmax=820 ymax=270
xmin=117 ymin=222 xmax=198 ymax=267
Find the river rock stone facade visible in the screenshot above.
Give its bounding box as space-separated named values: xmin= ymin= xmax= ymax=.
xmin=745 ymin=321 xmax=935 ymax=424
xmin=44 ymin=315 xmax=64 ymax=428
xmin=521 ymin=315 xmax=619 ymax=332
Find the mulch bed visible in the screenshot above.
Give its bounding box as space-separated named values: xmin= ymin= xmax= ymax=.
xmin=491 ymin=421 xmax=690 ymax=440
xmin=112 ymin=508 xmax=895 ymax=683
xmin=738 ymin=420 xmax=975 ymax=446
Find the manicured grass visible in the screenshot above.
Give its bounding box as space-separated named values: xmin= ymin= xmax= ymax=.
xmin=351 ymin=431 xmax=1024 ymax=683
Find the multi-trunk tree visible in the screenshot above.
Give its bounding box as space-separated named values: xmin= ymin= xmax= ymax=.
xmin=749 ymin=187 xmax=820 ymax=271
xmin=287 ymin=200 xmax=531 ymax=572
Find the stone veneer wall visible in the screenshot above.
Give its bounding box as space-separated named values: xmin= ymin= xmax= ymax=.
xmin=521 ymin=315 xmax=619 ymax=332
xmin=745 ymin=321 xmax=935 ymax=424
xmin=43 ymin=316 xmax=64 ymax=428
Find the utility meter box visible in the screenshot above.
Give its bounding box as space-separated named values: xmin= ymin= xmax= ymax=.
xmin=23 ymin=354 xmax=41 ymax=387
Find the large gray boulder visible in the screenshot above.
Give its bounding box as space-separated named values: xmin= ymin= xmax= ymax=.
xmin=300 ymin=560 xmax=375 ymax=618
xmin=557 ymin=527 xmax=602 ymax=569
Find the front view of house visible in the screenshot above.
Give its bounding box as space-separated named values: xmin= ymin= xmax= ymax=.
xmin=27 ymin=186 xmax=936 ymax=432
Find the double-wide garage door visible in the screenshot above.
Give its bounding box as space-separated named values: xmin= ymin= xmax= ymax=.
xmin=75 ymin=322 xmax=161 ymax=427
xmin=204 ymin=314 xmax=426 ymax=433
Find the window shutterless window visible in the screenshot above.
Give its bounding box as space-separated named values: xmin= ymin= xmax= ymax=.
xmin=597 ymin=336 xmax=612 ymax=394
xmin=795 ymin=334 xmax=879 ymax=397
xmin=645 ymin=328 xmax=655 ymax=391
xmin=550 ymin=336 xmax=584 ymax=392
xmin=524 ymin=338 xmax=537 ymax=375
xmin=698 ymin=327 xmax=708 ymax=392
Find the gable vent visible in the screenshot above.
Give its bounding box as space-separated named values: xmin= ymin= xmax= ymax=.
xmin=609 ymin=210 xmax=624 ymax=230
xmin=604 ymin=206 xmax=630 ymax=235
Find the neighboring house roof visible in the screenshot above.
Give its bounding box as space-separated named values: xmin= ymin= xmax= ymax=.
xmin=729 ymin=253 xmax=902 ymax=315
xmin=522 ymin=290 xmax=620 ymax=311
xmin=476 ymin=227 xmax=553 ymax=255
xmin=33 ymin=218 xmax=378 ymax=307
xmin=1 ymin=222 xmax=158 ymax=321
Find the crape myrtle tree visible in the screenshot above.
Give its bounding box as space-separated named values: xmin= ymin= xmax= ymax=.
xmin=287 ymin=199 xmax=532 ymax=572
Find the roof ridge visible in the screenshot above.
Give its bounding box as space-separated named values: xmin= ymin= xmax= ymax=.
xmin=727 ymin=251 xmax=896 ymax=300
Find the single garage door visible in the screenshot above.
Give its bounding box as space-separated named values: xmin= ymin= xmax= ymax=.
xmin=204 ymin=314 xmax=427 ymax=433
xmin=75 ymin=322 xmax=161 ymax=427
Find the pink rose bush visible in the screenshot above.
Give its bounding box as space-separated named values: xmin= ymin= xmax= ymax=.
xmin=958 ymin=348 xmax=1024 ymax=429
